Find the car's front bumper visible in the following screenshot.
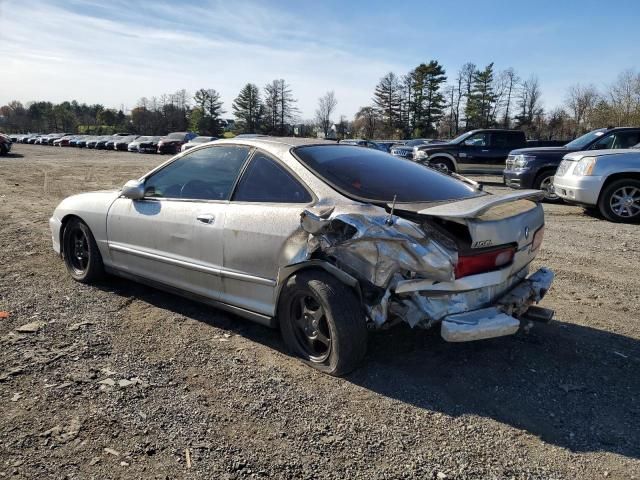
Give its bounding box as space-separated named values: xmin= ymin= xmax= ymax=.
xmin=49 ymin=216 xmax=62 ymax=255
xmin=553 ymin=175 xmax=604 ymax=206
xmin=503 ymin=168 xmax=537 ymax=189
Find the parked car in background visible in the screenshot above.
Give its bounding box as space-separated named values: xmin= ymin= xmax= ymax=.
xmin=86 ymin=136 xmax=106 ymax=149
xmin=136 ymin=136 xmax=162 ymax=153
xmin=104 ymin=137 xmax=119 ymax=150
xmin=53 ymin=135 xmax=76 ymax=147
xmin=390 ymin=139 xmax=443 ymax=159
xmin=0 ymin=134 xmax=12 ymax=155
xmin=414 ymin=130 xmax=527 ymax=173
xmin=77 ymin=136 xmax=96 ymax=148
xmin=373 ymin=140 xmax=399 ymax=153
xmin=181 ymin=136 xmax=218 ymax=152
xmin=504 ymin=127 xmax=640 ymax=201
xmin=339 ymin=139 xmax=383 ymax=150
xmin=114 ymin=135 xmax=139 ymax=151
xmin=157 ymin=132 xmax=197 ymax=154
xmin=553 ymin=146 xmax=640 ymax=222
xmin=95 ymin=136 xmax=115 ymax=150
xmin=69 ymin=135 xmax=87 ymax=147
xmin=49 ymin=137 xmax=554 ymax=375
xmin=26 ymin=134 xmax=42 ymax=144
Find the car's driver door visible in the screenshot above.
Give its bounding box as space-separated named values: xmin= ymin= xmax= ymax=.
xmin=106 ymin=145 xmax=252 ymax=300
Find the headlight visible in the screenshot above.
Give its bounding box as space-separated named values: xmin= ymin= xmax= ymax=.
xmin=572 ymin=157 xmax=597 ymax=176
xmin=414 ymin=150 xmax=427 ymax=159
xmin=513 ymin=154 xmax=535 ymax=169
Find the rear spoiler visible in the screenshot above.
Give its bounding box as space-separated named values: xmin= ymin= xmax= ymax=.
xmin=418 ymin=190 xmax=544 ymax=219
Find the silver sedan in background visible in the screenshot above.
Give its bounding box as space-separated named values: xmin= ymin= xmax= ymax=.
xmin=50 ymin=137 xmax=554 ymax=375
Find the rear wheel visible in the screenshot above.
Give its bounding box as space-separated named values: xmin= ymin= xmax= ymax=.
xmin=598 ymin=179 xmax=640 ymax=223
xmin=278 ymin=271 xmax=367 ymax=376
xmin=62 ymin=218 xmax=104 ymax=283
xmin=534 ymin=171 xmax=561 ymax=203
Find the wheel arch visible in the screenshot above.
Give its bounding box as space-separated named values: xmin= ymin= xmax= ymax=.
xmin=426 ymin=153 xmax=459 ymax=172
xmin=597 ymin=172 xmax=640 ymax=205
xmin=274 ymin=261 xmax=362 ymax=325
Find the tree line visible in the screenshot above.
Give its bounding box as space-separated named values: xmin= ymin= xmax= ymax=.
xmin=355 ymin=63 xmax=640 ymax=140
xmin=1 ymin=67 xmax=639 ymax=140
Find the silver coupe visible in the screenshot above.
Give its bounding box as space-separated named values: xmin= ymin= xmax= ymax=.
xmin=50 ymin=137 xmax=554 ymax=375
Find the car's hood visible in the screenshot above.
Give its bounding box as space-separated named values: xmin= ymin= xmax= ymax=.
xmin=418 ymin=143 xmax=457 ymax=152
xmin=510 ymin=146 xmax=569 ymax=155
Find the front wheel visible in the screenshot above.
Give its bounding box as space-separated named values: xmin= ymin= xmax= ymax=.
xmin=278 ymin=271 xmax=367 ymax=376
xmin=534 ymin=171 xmax=561 ymax=203
xmin=598 ymin=179 xmax=640 ymax=223
xmin=62 ymin=218 xmax=105 ymax=283
xmin=429 ymin=158 xmax=455 ymax=173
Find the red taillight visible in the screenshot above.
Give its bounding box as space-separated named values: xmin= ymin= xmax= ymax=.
xmin=455 ymin=247 xmax=515 ymax=279
xmin=531 ymin=226 xmax=544 ymax=252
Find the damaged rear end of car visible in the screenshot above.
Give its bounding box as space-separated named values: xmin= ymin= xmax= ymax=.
xmin=290 ymin=144 xmax=554 ymax=344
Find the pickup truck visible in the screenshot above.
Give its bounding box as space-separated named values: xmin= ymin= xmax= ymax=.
xmin=414 ymin=129 xmax=529 ymax=174
xmin=503 ymin=127 xmax=640 ymax=201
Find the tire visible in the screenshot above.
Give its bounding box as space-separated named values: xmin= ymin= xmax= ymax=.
xmin=534 ymin=171 xmax=561 ymax=203
xmin=278 ymin=270 xmax=367 ymax=376
xmin=598 ymin=178 xmax=640 ymax=223
xmin=62 ymin=218 xmax=105 ymax=283
xmin=429 ymin=157 xmax=455 ymax=173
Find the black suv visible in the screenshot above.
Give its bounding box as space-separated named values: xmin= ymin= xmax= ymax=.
xmin=504 ymin=127 xmax=640 ymax=201
xmin=414 ymin=129 xmax=527 ymax=174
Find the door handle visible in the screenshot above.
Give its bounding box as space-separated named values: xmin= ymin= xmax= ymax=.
xmin=481 ymin=149 xmax=489 ymax=152
xmin=196 ymin=214 xmax=215 ymax=224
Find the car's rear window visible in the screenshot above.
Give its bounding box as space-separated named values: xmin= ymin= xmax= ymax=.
xmin=293 ymin=145 xmax=480 ymax=203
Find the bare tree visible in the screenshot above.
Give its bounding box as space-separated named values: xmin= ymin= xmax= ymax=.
xmin=501 ymin=68 xmax=519 ymax=128
xmin=459 ymin=62 xmax=476 ymax=129
xmin=565 ymin=83 xmax=599 ymax=134
xmin=315 ymin=91 xmax=338 ymax=138
xmin=607 ymin=69 xmax=640 ymax=125
xmin=354 ymin=106 xmax=380 ymax=139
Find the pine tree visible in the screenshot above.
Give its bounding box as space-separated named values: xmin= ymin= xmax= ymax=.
xmin=192 ymin=89 xmax=225 ymax=136
xmin=232 ymin=83 xmax=263 ymax=134
xmin=263 ymin=79 xmax=298 ymax=135
xmin=465 ymin=63 xmax=497 ymax=129
xmin=410 ymin=60 xmax=447 ymax=136
xmin=372 ymin=72 xmax=401 ymax=136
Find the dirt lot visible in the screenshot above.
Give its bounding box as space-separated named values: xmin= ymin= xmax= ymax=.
xmin=1 ymin=144 xmax=639 ymax=479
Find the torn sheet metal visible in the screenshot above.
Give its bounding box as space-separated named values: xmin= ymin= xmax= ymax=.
xmin=300 ymin=209 xmax=456 ymax=289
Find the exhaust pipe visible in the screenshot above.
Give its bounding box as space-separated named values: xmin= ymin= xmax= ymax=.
xmin=521 ymin=305 xmax=554 ymax=323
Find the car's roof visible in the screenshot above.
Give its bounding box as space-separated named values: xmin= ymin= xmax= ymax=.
xmin=217 ymin=136 xmax=336 ymax=148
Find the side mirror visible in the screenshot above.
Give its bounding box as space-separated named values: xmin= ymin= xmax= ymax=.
xmin=121 ymin=179 xmax=145 ymax=200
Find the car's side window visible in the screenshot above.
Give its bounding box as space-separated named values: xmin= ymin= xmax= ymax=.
xmin=491 ymin=133 xmax=509 ymax=148
xmin=463 ymin=133 xmax=489 ymax=147
xmin=612 ymin=131 xmax=640 ymax=149
xmin=144 ymin=146 xmax=251 ymax=200
xmin=232 ymin=151 xmax=312 ymax=203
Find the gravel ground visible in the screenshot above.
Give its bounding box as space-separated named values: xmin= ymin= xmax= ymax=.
xmin=1 ymin=144 xmax=639 ymax=479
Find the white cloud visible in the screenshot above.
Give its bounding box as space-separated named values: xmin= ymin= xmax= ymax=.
xmin=0 ymin=0 xmax=404 ymax=119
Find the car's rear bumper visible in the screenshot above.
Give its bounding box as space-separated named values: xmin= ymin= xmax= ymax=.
xmin=440 ymin=268 xmax=554 ymax=342
xmin=503 ymin=168 xmax=536 ymax=189
xmin=553 ymin=176 xmax=603 ymax=206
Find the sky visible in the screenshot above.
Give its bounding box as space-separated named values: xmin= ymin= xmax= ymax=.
xmin=1 ymin=0 xmax=639 ymax=120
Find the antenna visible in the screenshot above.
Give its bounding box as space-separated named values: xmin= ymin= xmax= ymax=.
xmin=386 ymin=195 xmax=397 ymax=225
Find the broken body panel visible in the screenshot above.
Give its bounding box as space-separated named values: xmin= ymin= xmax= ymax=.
xmin=296 ymin=189 xmax=554 ymax=341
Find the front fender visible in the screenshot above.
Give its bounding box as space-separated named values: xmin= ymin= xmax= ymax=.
xmin=51 ymin=190 xmax=120 ymax=263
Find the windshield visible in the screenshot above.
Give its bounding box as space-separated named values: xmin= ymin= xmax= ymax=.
xmin=294 ymin=145 xmax=480 ymax=203
xmin=565 ymin=129 xmax=607 ymax=149
xmin=168 ymin=132 xmax=185 ymax=140
xmin=449 ymin=131 xmax=474 ymax=144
